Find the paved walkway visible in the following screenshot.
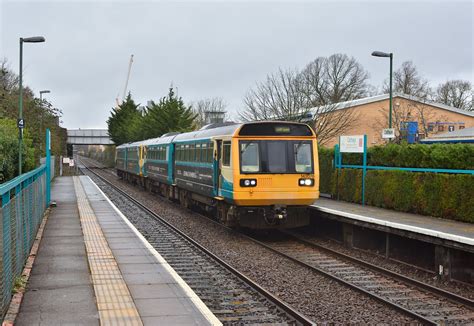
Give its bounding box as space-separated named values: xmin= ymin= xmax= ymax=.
xmin=16 ymin=177 xmax=99 ymax=325
xmin=16 ymin=176 xmax=220 ymax=325
xmin=313 ymin=198 xmax=474 ymax=246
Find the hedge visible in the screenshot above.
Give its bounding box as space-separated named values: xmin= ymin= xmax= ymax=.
xmin=318 ymin=144 xmax=474 ymax=223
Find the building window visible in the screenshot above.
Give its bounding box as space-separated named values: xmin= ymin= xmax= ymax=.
xmin=428 ymin=124 xmax=434 ymax=132
xmin=448 ymin=125 xmax=455 ymax=132
xmin=438 ymin=125 xmax=444 ymax=132
xmin=459 ymin=125 xmax=465 ymax=130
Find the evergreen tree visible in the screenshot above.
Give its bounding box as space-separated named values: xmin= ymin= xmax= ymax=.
xmin=142 ymin=87 xmax=196 ymax=139
xmin=107 ymin=93 xmax=142 ymax=145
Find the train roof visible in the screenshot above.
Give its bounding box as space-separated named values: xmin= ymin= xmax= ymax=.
xmin=116 ymin=121 xmax=314 ymax=148
xmin=172 ymin=123 xmax=242 ymax=142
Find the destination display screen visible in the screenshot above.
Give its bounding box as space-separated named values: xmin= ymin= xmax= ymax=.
xmin=239 ymin=123 xmax=313 ymax=136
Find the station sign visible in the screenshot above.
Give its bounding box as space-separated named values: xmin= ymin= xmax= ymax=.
xmin=340 ymin=135 xmax=364 ymax=153
xmin=17 ymin=118 xmax=25 ymax=129
xmin=382 ymin=128 xmax=395 ymax=139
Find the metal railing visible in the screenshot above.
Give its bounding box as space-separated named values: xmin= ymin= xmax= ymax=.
xmin=0 ymin=129 xmax=51 ymax=318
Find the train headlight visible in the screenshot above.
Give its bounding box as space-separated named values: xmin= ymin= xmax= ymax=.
xmin=240 ymin=179 xmax=257 ymax=187
xmin=299 ymin=178 xmax=314 ymax=186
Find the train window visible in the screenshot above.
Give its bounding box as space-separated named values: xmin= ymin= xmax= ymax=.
xmin=185 ymin=145 xmax=190 ymax=161
xmin=222 ymin=141 xmax=231 ymax=166
xmin=267 ymin=141 xmax=287 ymax=173
xmin=294 ymin=142 xmax=312 ymax=173
xmin=177 ymin=146 xmax=182 ymax=161
xmin=190 ymin=144 xmax=195 ymax=161
xmin=240 ymin=142 xmax=259 ymax=172
xmin=196 ymin=144 xmax=201 ymax=162
xmin=208 ymin=143 xmax=213 ymax=163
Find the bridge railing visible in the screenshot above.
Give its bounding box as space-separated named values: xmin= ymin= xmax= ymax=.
xmin=0 ymin=130 xmax=51 ymax=318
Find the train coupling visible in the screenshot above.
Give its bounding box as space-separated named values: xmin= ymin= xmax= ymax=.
xmin=274 ymin=205 xmax=287 ymax=220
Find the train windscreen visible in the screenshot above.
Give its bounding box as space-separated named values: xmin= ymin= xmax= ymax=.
xmin=239 ymin=140 xmax=313 ymax=174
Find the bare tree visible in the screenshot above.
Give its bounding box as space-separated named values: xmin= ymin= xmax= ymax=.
xmin=240 ymin=54 xmax=370 ymax=145
xmin=192 ymin=97 xmax=228 ymax=129
xmin=1 ymin=58 xmax=19 ymax=93
xmin=300 ymin=54 xmax=370 ymax=106
xmin=240 ymin=67 xmax=308 ymax=122
xmin=385 ymin=61 xmax=431 ymax=98
xmin=435 ymin=80 xmax=472 ymax=111
xmin=300 ymin=54 xmax=368 ymax=145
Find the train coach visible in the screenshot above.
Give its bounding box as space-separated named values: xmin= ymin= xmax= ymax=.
xmin=116 ymin=121 xmax=320 ymax=229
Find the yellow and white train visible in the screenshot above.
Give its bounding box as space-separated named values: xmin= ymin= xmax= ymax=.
xmin=116 ymin=121 xmax=320 ymax=229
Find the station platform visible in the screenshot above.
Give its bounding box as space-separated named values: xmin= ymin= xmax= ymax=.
xmin=311 ymin=198 xmax=474 ymax=251
xmin=15 ymin=176 xmax=220 ymax=326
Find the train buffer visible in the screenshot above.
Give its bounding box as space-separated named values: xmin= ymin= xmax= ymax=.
xmin=11 ymin=176 xmax=220 ymax=326
xmin=310 ymin=198 xmax=474 ymax=284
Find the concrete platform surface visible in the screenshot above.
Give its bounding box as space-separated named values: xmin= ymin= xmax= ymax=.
xmin=16 ymin=177 xmax=99 ymax=326
xmin=313 ymin=198 xmax=474 ymax=246
xmin=16 ymin=176 xmax=220 ymax=326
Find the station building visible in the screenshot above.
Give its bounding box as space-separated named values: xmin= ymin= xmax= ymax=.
xmin=315 ymin=93 xmax=474 ymax=147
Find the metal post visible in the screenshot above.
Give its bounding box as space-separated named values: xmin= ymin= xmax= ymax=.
xmin=46 ymin=129 xmax=51 ymax=206
xmin=59 ymin=155 xmax=63 ymax=176
xmin=18 ymin=38 xmax=24 ymax=175
xmin=361 ymin=135 xmax=367 ymax=206
xmin=335 ymin=144 xmax=340 ymax=200
xmin=40 ymin=92 xmax=43 ymax=154
xmin=389 ymin=53 xmax=393 ymax=129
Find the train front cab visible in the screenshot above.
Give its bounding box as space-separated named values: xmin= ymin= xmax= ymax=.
xmin=220 ymin=122 xmax=320 ymax=229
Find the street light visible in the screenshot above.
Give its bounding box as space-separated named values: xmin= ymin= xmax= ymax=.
xmin=39 ymin=90 xmax=51 ymax=154
xmin=39 ymin=89 xmax=50 ymax=101
xmin=372 ymin=50 xmax=393 ymax=129
xmin=18 ymin=36 xmax=46 ymax=175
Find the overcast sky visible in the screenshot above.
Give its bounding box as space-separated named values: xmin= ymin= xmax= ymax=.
xmin=1 ymin=0 xmax=472 ymax=129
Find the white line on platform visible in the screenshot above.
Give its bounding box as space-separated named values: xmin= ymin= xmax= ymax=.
xmin=312 ymin=205 xmax=474 ymax=246
xmin=87 ymin=176 xmax=222 ymax=326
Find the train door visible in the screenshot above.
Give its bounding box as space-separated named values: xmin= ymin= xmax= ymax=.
xmin=213 ymin=140 xmax=222 ymax=196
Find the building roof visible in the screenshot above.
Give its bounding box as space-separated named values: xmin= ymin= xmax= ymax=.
xmin=310 ymin=93 xmax=474 ymax=118
xmin=420 ymin=126 xmax=474 ymax=144
xmin=430 ymin=126 xmax=474 ymax=139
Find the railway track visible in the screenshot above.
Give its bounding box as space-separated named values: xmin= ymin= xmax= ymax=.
xmin=245 ymin=230 xmax=474 ymax=325
xmin=78 ymin=158 xmax=313 ymax=325
xmin=79 ymin=157 xmax=474 ymax=325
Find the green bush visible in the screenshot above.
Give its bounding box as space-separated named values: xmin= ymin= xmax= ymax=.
xmin=318 ymin=144 xmax=474 ymax=223
xmin=0 ymin=118 xmax=35 ymax=182
xmin=318 ymin=147 xmax=334 ymax=194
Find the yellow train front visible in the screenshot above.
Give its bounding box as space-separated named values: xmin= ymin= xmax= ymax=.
xmin=116 ymin=121 xmax=320 ymax=229
xmin=222 ymin=122 xmax=319 ymax=228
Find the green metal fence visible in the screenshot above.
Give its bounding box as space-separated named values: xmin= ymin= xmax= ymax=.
xmin=0 ymin=129 xmax=51 ymax=318
xmin=0 ymin=165 xmax=47 ymax=317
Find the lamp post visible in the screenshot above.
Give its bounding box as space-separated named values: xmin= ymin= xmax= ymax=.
xmin=39 ymin=90 xmax=51 ymax=154
xmin=39 ymin=89 xmax=50 ymax=101
xmin=372 ymin=51 xmax=393 ymax=129
xmin=18 ymin=36 xmax=45 ymax=175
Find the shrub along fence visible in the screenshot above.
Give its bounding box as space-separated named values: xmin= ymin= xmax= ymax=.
xmin=318 ymin=143 xmax=474 ymax=223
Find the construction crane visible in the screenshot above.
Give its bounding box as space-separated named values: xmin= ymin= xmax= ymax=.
xmin=115 ymin=54 xmax=134 ymax=108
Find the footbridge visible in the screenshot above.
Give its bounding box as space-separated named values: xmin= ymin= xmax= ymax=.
xmin=67 ymin=129 xmax=114 ymax=145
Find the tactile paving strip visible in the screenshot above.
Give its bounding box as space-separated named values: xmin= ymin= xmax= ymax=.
xmin=73 ymin=177 xmax=143 ymax=326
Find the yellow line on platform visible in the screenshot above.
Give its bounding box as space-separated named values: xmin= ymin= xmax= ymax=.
xmin=73 ymin=176 xmax=142 ymax=326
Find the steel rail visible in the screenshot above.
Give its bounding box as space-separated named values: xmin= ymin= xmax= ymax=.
xmin=81 ymin=157 xmax=473 ymax=325
xmin=238 ymin=232 xmax=437 ymax=326
xmin=282 ymin=229 xmax=474 ymax=309
xmin=79 ymin=158 xmax=314 ymax=326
